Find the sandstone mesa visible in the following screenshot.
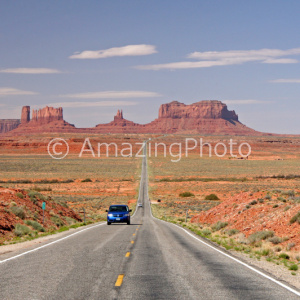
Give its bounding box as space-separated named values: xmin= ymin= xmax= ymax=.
xmin=1 ymin=100 xmax=264 ymax=135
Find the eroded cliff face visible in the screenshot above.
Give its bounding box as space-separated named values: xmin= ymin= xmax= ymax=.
xmin=158 ymin=100 xmax=238 ymax=121
xmin=6 ymin=101 xmax=263 ymax=135
xmin=31 ymin=106 xmax=63 ymax=124
xmin=21 ymin=106 xmax=30 ymax=124
xmin=0 ymin=120 xmax=21 ymax=133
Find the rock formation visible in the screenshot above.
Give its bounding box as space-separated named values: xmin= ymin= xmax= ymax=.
xmin=158 ymin=100 xmax=238 ymax=120
xmin=5 ymin=101 xmax=268 ymax=135
xmin=114 ymin=109 xmax=123 ymax=120
xmin=31 ymin=106 xmax=63 ymax=124
xmin=0 ymin=119 xmax=20 ymax=133
xmin=21 ymin=106 xmax=30 ymax=124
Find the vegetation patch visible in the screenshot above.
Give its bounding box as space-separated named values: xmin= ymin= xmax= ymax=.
xmin=14 ymin=224 xmax=31 ymax=237
xmin=179 ymin=192 xmax=195 ymax=197
xmin=205 ymin=193 xmax=220 ymax=200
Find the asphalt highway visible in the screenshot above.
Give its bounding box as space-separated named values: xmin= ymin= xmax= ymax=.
xmin=0 ymin=144 xmax=299 ymax=299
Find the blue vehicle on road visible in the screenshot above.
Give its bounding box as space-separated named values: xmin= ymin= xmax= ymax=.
xmin=106 ymin=205 xmax=132 ymax=225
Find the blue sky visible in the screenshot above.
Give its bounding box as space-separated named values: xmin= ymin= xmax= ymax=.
xmin=0 ymin=0 xmax=300 ymax=133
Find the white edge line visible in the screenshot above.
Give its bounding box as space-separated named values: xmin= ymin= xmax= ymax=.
xmin=150 ymin=211 xmax=300 ymax=296
xmin=0 ymin=222 xmax=105 ymax=264
xmin=145 ymin=150 xmax=300 ymax=297
xmin=0 ymin=141 xmax=142 ymax=264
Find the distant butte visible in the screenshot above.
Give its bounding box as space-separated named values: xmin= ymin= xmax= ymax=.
xmin=1 ymin=100 xmax=268 ymax=135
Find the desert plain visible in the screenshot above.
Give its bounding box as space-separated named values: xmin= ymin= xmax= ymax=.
xmin=0 ymin=133 xmax=299 ymax=275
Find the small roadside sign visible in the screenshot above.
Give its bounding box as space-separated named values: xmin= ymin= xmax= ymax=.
xmin=42 ymin=202 xmax=46 ymax=210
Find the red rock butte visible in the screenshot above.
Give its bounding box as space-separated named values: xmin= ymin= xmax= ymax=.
xmin=1 ymin=100 xmax=266 ymax=135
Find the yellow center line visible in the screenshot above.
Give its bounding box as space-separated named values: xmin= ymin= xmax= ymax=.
xmin=125 ymin=252 xmax=130 ymax=257
xmin=131 ymin=241 xmax=134 ymax=244
xmin=136 ymin=228 xmax=138 ymax=231
xmin=115 ymin=274 xmax=124 ymax=287
xmin=133 ymin=233 xmax=135 ymax=236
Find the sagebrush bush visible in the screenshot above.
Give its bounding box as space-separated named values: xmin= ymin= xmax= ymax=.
xmin=179 ymin=192 xmax=195 ymax=197
xmin=268 ymin=236 xmax=282 ymax=245
xmin=205 ymin=194 xmax=219 ymax=200
xmin=290 ymin=211 xmax=300 ymax=224
xmin=248 ymin=231 xmax=274 ymax=243
xmin=212 ymin=221 xmax=228 ymax=232
xmin=289 ymin=264 xmax=298 ymax=271
xmin=81 ymin=178 xmax=92 ymax=182
xmin=24 ymin=220 xmax=45 ymax=232
xmin=14 ymin=224 xmax=31 ymax=236
xmin=225 ymin=228 xmax=239 ymax=236
xmin=11 ymin=206 xmax=25 ymax=219
xmin=201 ymin=228 xmax=211 ymax=236
xmin=51 ymin=215 xmax=65 ymax=227
xmin=279 ymin=253 xmax=289 ymax=260
xmin=16 ymin=192 xmax=24 ymax=199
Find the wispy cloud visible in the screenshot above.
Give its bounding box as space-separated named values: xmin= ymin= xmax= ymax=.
xmin=269 ymin=78 xmax=300 ymax=83
xmin=44 ymin=101 xmax=137 ymax=108
xmin=60 ymin=90 xmax=161 ymax=99
xmin=223 ymin=100 xmax=271 ymax=105
xmin=0 ymin=87 xmax=38 ymax=97
xmin=136 ymin=47 xmax=300 ymax=70
xmin=0 ymin=68 xmax=61 ymax=74
xmin=69 ymin=44 xmax=157 ymax=59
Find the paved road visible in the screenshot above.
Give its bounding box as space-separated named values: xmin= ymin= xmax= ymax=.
xmin=0 ymin=144 xmax=299 ymax=299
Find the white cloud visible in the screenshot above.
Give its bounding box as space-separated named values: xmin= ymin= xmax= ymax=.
xmin=262 ymin=58 xmax=298 ymax=64
xmin=0 ymin=87 xmax=38 ymax=97
xmin=136 ymin=47 xmax=300 ymax=70
xmin=60 ymin=90 xmax=161 ymax=99
xmin=44 ymin=101 xmax=137 ymax=108
xmin=0 ymin=68 xmax=61 ymax=74
xmin=136 ymin=60 xmax=235 ymax=70
xmin=269 ymin=79 xmax=300 ymax=83
xmin=69 ymin=44 xmax=157 ymax=59
xmin=223 ymin=100 xmax=271 ymax=105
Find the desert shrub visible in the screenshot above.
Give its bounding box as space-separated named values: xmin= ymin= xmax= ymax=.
xmin=201 ymin=228 xmax=211 ymax=236
xmin=261 ymin=249 xmax=270 ymax=256
xmin=24 ymin=220 xmax=45 ymax=232
xmin=225 ymin=228 xmax=239 ymax=236
xmin=64 ymin=217 xmax=77 ymax=225
xmin=273 ymin=204 xmax=279 ymax=208
xmin=14 ymin=224 xmax=31 ymax=236
xmin=10 ymin=206 xmax=25 ymax=219
xmin=282 ymin=190 xmax=295 ymax=197
xmin=290 ymin=211 xmax=300 ymax=224
xmin=268 ymin=236 xmax=282 ymax=245
xmin=284 ymin=206 xmax=291 ymax=212
xmin=289 ymin=264 xmax=298 ymax=271
xmin=51 ymin=215 xmax=65 ymax=227
xmin=292 ymin=197 xmax=300 ymax=203
xmin=265 ymin=194 xmax=271 ymax=200
xmin=279 ymin=253 xmax=290 ymax=260
xmin=205 ymin=194 xmax=219 ymax=200
xmin=81 ymin=178 xmax=92 ymax=182
xmin=212 ymin=221 xmax=228 ymax=232
xmin=258 ymin=198 xmax=264 ymax=203
xmin=249 ymin=200 xmax=257 ymax=205
xmin=179 ymin=192 xmax=195 ymax=197
xmin=286 ymin=242 xmax=295 ymax=251
xmin=248 ymin=231 xmax=274 ymax=243
xmin=10 ymin=201 xmax=17 ymax=207
xmin=16 ymin=192 xmax=24 ymax=199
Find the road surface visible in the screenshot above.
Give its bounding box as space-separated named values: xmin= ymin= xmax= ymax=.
xmin=0 ymin=144 xmax=299 ymax=299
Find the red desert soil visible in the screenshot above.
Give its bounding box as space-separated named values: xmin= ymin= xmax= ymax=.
xmin=191 ymin=192 xmax=300 ymax=250
xmin=0 ymin=187 xmax=81 ymax=242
